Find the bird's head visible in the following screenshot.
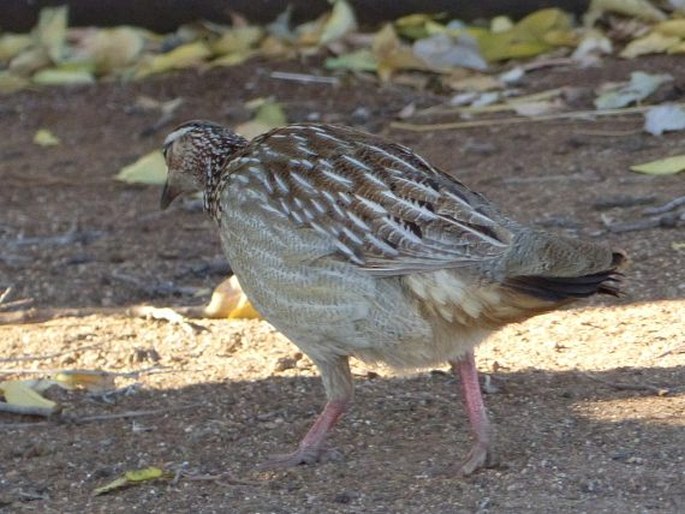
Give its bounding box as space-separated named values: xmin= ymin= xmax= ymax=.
xmin=160 ymin=120 xmax=248 ymax=210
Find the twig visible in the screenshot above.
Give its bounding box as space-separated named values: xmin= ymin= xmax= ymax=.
xmin=0 ymin=286 xmax=12 ymax=305
xmin=8 ymin=228 xmax=105 ymax=248
xmin=653 ymin=343 xmax=685 ymax=359
xmin=72 ymin=404 xmax=198 ymax=423
xmin=181 ymin=471 xmax=261 ymax=486
xmin=604 ymin=212 xmax=684 ymax=233
xmin=270 ymin=71 xmax=340 ymax=85
xmin=643 ymin=195 xmax=685 ymax=215
xmin=390 ymin=102 xmax=685 ymax=132
xmin=581 ymin=372 xmax=670 ymax=396
xmin=0 ymin=342 xmax=104 ymax=363
xmin=128 ymin=305 xmax=208 ymax=335
xmin=0 ymin=304 xmax=209 ymax=330
xmin=0 ymin=404 xmax=198 ymax=428
xmin=0 ymin=298 xmax=34 ymax=311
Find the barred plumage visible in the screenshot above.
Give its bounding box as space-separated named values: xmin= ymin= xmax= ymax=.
xmin=161 ymin=120 xmax=626 ymax=476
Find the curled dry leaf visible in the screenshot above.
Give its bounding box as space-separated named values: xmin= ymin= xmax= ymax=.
xmin=93 ymin=467 xmax=166 ymax=496
xmin=203 ymin=275 xmax=261 ymax=319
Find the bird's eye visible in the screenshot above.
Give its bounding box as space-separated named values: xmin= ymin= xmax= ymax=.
xmin=162 ymin=145 xmax=169 ymax=158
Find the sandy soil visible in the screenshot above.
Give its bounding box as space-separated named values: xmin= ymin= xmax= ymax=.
xmin=0 ymin=54 xmax=683 ymax=513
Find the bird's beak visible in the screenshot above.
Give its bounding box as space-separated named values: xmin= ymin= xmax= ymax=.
xmin=160 ymin=180 xmax=181 ymax=210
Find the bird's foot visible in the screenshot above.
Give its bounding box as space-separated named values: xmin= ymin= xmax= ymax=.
xmin=258 ymin=445 xmax=344 ymax=470
xmin=457 ymin=441 xmax=498 ymax=476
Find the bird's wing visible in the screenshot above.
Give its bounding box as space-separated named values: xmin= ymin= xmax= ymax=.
xmin=225 ymin=124 xmax=514 ymax=276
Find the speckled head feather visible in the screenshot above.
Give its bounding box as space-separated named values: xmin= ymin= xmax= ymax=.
xmin=160 ymin=120 xmax=248 ymax=211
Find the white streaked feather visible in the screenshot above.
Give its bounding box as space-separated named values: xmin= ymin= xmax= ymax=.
xmin=319 ymin=167 xmax=354 ymax=188
xmin=272 ymin=172 xmax=289 ymax=194
xmin=353 ymin=194 xmax=387 ymax=215
xmin=364 ymin=232 xmax=400 ymax=257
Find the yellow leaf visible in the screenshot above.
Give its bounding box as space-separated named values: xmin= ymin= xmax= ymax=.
xmin=0 ymin=33 xmax=33 ymax=63
xmin=325 ymin=49 xmax=377 ymax=71
xmin=115 ymin=150 xmax=167 ymax=185
xmin=79 ymin=27 xmax=147 ymax=75
xmin=134 ymin=41 xmax=211 ymax=78
xmin=53 ymin=370 xmax=116 ymax=392
xmin=514 ymin=8 xmax=573 ymax=43
xmin=33 ymin=128 xmax=60 ymax=146
xmin=372 ymin=24 xmax=427 ymax=81
xmin=125 ymin=467 xmax=164 ymax=482
xmin=93 ymin=467 xmax=165 ymax=496
xmin=32 ymin=68 xmax=95 ymax=85
xmin=630 ymin=155 xmax=685 ymax=175
xmin=9 ymin=47 xmax=51 ymax=76
xmin=319 ymin=0 xmax=358 ymax=45
xmin=654 ymin=19 xmax=685 ymax=37
xmin=395 ymin=13 xmax=446 ymax=40
xmin=210 ymin=50 xmax=257 ymax=67
xmin=477 ymin=31 xmax=550 ymax=61
xmin=0 ymin=71 xmax=30 ymax=93
xmin=585 ymin=0 xmax=667 ymax=26
xmin=0 ymin=380 xmax=58 ymax=412
xmin=203 ymin=276 xmax=261 ymax=319
xmin=667 ymin=40 xmax=685 ymax=54
xmin=35 ymin=5 xmax=69 ymax=62
xmin=210 ymin=26 xmax=263 ymax=55
xmin=490 ymin=16 xmax=514 ymax=33
xmin=620 ymin=31 xmax=681 ymax=58
xmin=235 ymin=99 xmax=286 ymax=139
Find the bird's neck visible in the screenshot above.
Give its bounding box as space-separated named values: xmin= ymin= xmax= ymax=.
xmin=204 ymin=132 xmax=249 ymax=220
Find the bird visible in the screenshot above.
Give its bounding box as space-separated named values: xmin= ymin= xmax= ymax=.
xmin=160 ymin=120 xmax=626 ymax=475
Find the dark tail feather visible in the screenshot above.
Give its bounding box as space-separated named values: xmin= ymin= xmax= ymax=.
xmin=504 ymin=250 xmax=627 ymax=303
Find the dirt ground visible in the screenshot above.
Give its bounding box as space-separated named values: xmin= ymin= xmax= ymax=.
xmin=1 ymin=54 xmax=684 ymax=513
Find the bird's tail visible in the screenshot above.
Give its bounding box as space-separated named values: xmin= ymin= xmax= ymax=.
xmin=499 ymin=230 xmax=627 ymax=304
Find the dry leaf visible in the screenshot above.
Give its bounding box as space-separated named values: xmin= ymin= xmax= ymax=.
xmin=395 ymin=13 xmax=445 ymax=40
xmin=644 ymin=104 xmax=685 ymax=135
xmin=413 ymin=32 xmax=487 ymax=71
xmin=0 ymin=379 xmax=59 ymax=413
xmin=53 ymin=370 xmax=117 ymax=392
xmin=324 ymin=49 xmax=377 ymax=72
xmin=0 ymin=71 xmax=30 ymax=93
xmin=653 ymin=19 xmax=685 ymax=37
xmin=594 ymin=71 xmax=672 ymax=109
xmin=620 ymin=31 xmax=681 ymax=58
xmin=74 ymin=26 xmax=147 ymax=75
xmin=32 ymin=68 xmax=95 ymax=85
xmin=33 ymin=128 xmax=61 ymax=146
xmin=235 ymin=98 xmax=287 ymax=139
xmin=630 ymin=155 xmax=685 ymax=175
xmin=135 ymin=41 xmax=212 ymax=78
xmin=372 ymin=24 xmax=427 ymax=81
xmin=203 ymin=276 xmax=261 ymax=319
xmin=93 ymin=467 xmax=165 ymax=496
xmin=35 ymin=5 xmax=69 ymax=63
xmin=319 ymin=0 xmax=357 ymax=45
xmin=0 ymin=33 xmax=33 ymax=63
xmin=115 ymin=150 xmax=167 ymax=185
xmin=585 ymin=0 xmax=667 ymax=26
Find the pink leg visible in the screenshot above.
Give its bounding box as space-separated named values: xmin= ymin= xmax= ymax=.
xmin=259 ymin=356 xmax=353 ymax=469
xmin=449 ymin=351 xmax=496 ymax=475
